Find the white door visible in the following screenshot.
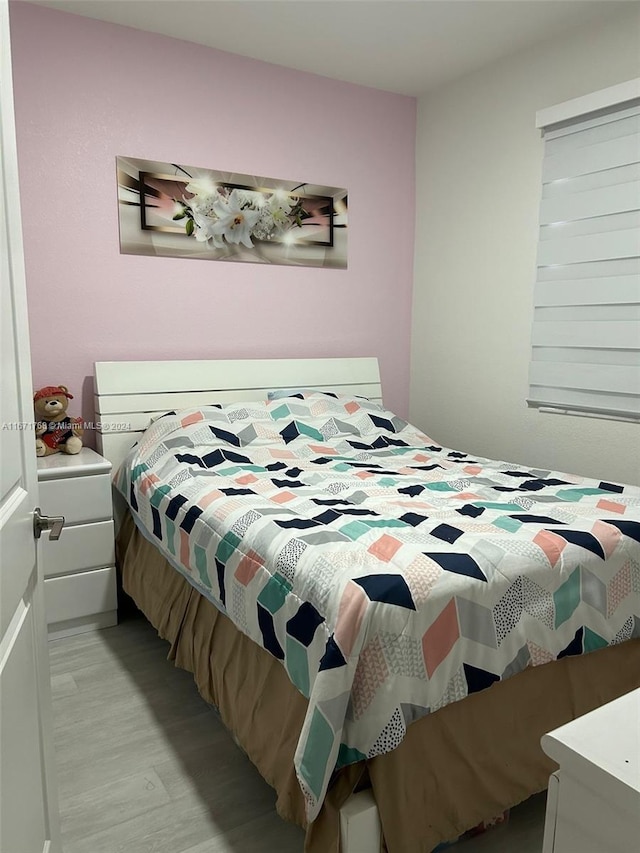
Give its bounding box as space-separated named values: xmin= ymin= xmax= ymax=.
xmin=0 ymin=1 xmax=61 ymax=851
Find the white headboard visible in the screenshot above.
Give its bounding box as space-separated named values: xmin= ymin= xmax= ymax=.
xmin=94 ymin=357 xmax=382 ymax=472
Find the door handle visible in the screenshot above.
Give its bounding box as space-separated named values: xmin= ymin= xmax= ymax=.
xmin=33 ymin=507 xmax=65 ymax=541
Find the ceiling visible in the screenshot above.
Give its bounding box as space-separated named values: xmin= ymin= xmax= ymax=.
xmin=32 ymin=0 xmax=633 ymax=95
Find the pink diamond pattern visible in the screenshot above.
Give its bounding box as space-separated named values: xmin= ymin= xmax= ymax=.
xmin=527 ymin=641 xmax=554 ymax=666
xmin=351 ymin=635 xmax=389 ymax=720
xmin=592 ymin=519 xmax=622 ymax=559
xmin=465 ymin=523 xmax=503 ymax=534
xmin=310 ymin=399 xmax=332 ymax=417
xmin=403 ymin=554 xmax=442 ymax=607
xmin=212 ymin=497 xmax=246 ymax=521
xmin=607 ymin=561 xmax=632 ymax=618
xmin=254 ymin=422 xmax=280 ymax=439
xmin=422 ymin=599 xmax=459 ymax=677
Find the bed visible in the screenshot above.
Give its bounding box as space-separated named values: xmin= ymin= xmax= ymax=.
xmin=95 ymin=357 xmax=640 ymax=853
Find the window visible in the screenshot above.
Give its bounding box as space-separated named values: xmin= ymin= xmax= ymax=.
xmin=529 ymin=79 xmax=640 ymax=422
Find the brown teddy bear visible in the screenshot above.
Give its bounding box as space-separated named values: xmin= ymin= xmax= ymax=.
xmin=34 ymin=385 xmax=83 ymax=456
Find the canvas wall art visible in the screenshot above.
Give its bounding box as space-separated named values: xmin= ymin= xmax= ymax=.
xmin=117 ymin=157 xmax=348 ymax=268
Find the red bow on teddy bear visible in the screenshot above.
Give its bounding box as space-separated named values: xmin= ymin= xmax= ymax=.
xmin=34 ymin=385 xmax=84 ymax=456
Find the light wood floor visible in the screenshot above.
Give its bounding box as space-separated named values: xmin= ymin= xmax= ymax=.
xmin=49 ymin=614 xmax=547 ymax=853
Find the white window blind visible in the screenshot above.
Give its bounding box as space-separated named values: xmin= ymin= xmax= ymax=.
xmin=529 ymin=81 xmax=640 ymax=422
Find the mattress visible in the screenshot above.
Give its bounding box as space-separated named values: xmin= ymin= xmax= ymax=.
xmin=117 ymin=512 xmax=640 ymax=853
xmin=114 ymin=391 xmax=640 ymax=820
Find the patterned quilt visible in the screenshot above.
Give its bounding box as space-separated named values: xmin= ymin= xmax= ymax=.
xmin=115 ymin=393 xmax=640 ymax=821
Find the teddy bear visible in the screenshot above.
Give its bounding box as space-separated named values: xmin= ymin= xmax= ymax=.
xmin=34 ymin=385 xmax=83 ymax=456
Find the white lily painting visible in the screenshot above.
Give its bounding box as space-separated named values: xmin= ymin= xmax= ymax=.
xmin=117 ymin=157 xmax=348 ymax=268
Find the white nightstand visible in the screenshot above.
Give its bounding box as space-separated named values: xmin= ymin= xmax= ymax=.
xmin=541 ymin=688 xmax=640 ymax=853
xmin=37 ymin=447 xmax=117 ymax=639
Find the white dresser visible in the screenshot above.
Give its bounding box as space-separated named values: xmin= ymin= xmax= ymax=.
xmin=541 ymin=687 xmax=640 ymax=853
xmin=37 ymin=447 xmax=117 ymax=639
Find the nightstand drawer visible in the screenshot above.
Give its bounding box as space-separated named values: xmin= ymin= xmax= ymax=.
xmin=45 ymin=567 xmax=117 ymax=625
xmin=39 ymin=473 xmax=112 ymax=525
xmin=41 ymin=520 xmax=115 ymax=578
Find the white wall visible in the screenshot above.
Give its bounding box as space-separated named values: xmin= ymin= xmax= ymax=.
xmin=411 ymin=6 xmax=640 ymax=485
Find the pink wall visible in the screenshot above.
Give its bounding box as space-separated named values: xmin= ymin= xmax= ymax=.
xmin=9 ymin=2 xmax=415 ymax=444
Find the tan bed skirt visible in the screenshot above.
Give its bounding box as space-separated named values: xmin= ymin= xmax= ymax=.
xmin=118 ymin=514 xmax=640 ymax=852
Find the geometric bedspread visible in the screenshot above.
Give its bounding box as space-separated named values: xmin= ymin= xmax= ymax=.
xmin=115 ymin=392 xmax=640 ymax=820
